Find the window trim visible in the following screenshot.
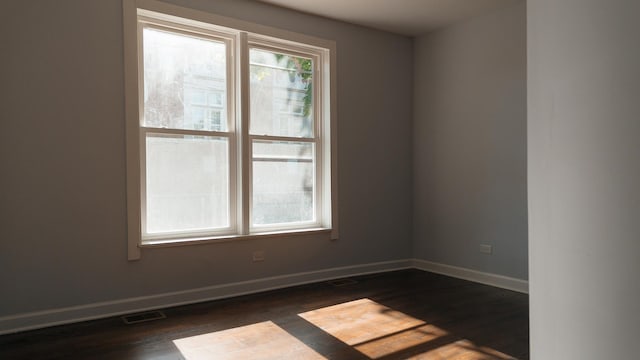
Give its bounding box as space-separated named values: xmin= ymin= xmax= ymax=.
xmin=123 ymin=0 xmax=338 ymax=260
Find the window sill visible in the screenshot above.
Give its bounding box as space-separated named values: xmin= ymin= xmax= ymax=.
xmin=140 ymin=227 xmax=333 ymax=248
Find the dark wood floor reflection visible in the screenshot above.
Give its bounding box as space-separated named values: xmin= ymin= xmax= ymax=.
xmin=0 ymin=270 xmax=529 ymax=359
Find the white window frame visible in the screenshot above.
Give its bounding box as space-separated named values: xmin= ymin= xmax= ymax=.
xmin=123 ymin=0 xmax=338 ymax=260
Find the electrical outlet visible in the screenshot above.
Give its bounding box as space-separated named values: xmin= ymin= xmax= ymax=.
xmin=480 ymin=244 xmax=493 ymax=254
xmin=252 ymin=250 xmax=265 ymax=262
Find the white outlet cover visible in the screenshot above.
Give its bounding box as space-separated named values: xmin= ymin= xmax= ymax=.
xmin=480 ymin=244 xmax=493 ymax=254
xmin=252 ymin=251 xmax=265 ymax=261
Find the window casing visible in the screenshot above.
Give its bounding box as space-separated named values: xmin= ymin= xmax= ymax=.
xmin=123 ymin=0 xmax=337 ymax=259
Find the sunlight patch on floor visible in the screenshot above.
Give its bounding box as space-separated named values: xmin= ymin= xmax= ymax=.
xmin=298 ymin=298 xmax=516 ymax=359
xmin=409 ymin=339 xmax=516 ymax=359
xmin=299 ymin=298 xmax=448 ymax=358
xmin=173 ymin=320 xmax=327 ymax=360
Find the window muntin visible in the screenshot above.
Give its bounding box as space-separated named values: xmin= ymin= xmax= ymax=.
xmin=128 ymin=8 xmax=334 ymax=249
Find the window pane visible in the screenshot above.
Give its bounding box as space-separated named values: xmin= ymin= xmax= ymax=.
xmin=146 ymin=134 xmax=229 ymax=234
xmin=143 ymin=27 xmax=227 ymax=132
xmin=252 ymin=141 xmax=315 ymax=226
xmin=250 ymin=49 xmax=313 ymax=138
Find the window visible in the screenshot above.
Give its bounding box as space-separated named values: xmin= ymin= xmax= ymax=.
xmin=123 ymin=0 xmax=337 ymax=259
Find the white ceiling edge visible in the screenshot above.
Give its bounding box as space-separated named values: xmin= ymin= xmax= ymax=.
xmin=254 ymin=0 xmax=520 ymax=36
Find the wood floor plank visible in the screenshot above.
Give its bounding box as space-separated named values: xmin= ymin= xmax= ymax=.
xmin=0 ymin=270 xmax=529 ymax=359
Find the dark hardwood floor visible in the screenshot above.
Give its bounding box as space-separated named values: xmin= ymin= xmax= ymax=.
xmin=0 ymin=270 xmax=529 ymax=359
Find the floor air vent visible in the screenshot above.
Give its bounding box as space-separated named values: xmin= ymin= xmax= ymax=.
xmin=122 ymin=310 xmax=166 ymax=324
xmin=327 ymin=278 xmax=358 ymax=287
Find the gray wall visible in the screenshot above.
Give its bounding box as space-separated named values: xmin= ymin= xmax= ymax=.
xmin=413 ymin=2 xmax=527 ymax=279
xmin=528 ymin=0 xmax=640 ymax=358
xmin=0 ymin=0 xmax=413 ymax=316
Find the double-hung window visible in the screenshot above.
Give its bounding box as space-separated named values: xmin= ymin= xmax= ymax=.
xmin=123 ymin=1 xmax=337 ymax=259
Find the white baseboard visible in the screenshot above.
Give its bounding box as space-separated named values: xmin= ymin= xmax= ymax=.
xmin=412 ymin=259 xmax=529 ymax=294
xmin=0 ymin=259 xmax=413 ymax=335
xmin=0 ymin=258 xmax=528 ymax=335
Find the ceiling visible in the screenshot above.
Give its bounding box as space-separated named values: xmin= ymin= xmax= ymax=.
xmin=255 ymin=0 xmax=518 ymax=36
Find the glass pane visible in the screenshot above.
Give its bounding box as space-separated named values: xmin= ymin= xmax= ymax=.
xmin=146 ymin=134 xmax=229 ymax=234
xmin=143 ymin=27 xmax=228 ymax=132
xmin=252 ymin=141 xmax=315 ymax=226
xmin=250 ymin=48 xmax=313 ymax=138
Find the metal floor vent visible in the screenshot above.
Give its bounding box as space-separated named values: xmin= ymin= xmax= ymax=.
xmin=122 ymin=310 xmax=166 ymax=325
xmin=327 ymin=278 xmax=358 ymax=287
